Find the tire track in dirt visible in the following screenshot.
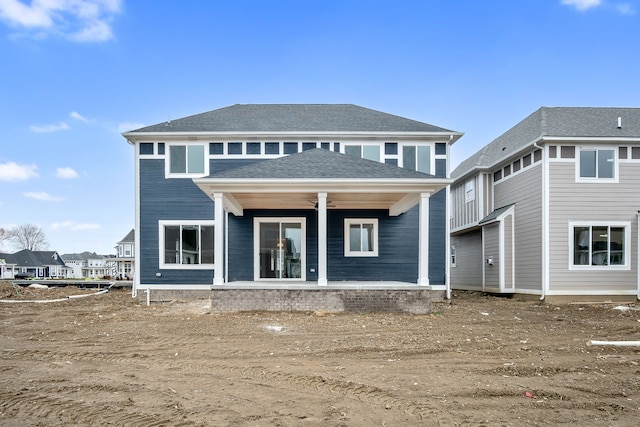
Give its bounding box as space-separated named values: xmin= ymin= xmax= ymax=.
xmin=183 ymin=362 xmax=444 ymax=422
xmin=0 ymin=389 xmax=196 ymax=427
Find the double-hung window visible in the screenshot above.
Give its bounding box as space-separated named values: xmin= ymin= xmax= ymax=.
xmin=344 ymin=219 xmax=378 ymax=257
xmin=402 ymin=145 xmax=431 ymax=174
xmin=578 ymin=148 xmax=616 ymax=181
xmin=159 ymin=221 xmax=214 ymax=268
xmin=168 ymin=144 xmax=207 ymax=177
xmin=571 ymin=223 xmax=629 ymax=268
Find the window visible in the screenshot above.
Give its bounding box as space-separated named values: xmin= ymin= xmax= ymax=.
xmin=571 ymin=223 xmax=629 ymax=268
xmin=344 ymin=145 xmax=380 ymax=162
xmin=168 ymin=144 xmax=206 ymax=176
xmin=344 ymin=219 xmax=378 ymax=257
xmin=465 ymin=178 xmax=475 ymax=202
xmin=451 ymin=245 xmax=457 ymax=267
xmin=140 ymin=143 xmax=154 ymax=155
xmin=402 ymin=145 xmax=431 ymax=173
xmin=579 ymin=148 xmax=615 ymax=180
xmin=159 ymin=221 xmax=214 ymax=268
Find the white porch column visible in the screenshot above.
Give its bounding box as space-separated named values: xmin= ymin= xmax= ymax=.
xmin=418 ymin=192 xmax=430 ymax=286
xmin=213 ymin=192 xmax=225 ymax=286
xmin=317 ymin=192 xmax=328 ymax=286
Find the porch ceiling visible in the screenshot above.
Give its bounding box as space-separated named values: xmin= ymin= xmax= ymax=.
xmin=230 ymin=192 xmax=407 ymax=210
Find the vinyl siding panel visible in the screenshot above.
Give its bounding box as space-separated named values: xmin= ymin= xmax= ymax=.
xmin=504 ymin=214 xmax=514 ymax=290
xmin=450 ymin=229 xmax=483 ymax=290
xmin=493 ymin=164 xmax=542 ymax=292
xmin=450 ymin=175 xmax=479 ymax=230
xmin=428 ymin=189 xmax=448 ymax=286
xmin=139 ymin=159 xmax=215 ymax=285
xmin=483 ymin=223 xmax=500 ymax=290
xmin=548 ymin=160 xmax=638 ymax=294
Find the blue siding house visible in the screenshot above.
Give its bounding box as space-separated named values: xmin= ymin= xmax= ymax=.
xmin=122 ymin=104 xmax=462 ymax=312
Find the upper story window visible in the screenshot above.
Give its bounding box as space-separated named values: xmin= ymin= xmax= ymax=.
xmin=402 ymin=145 xmax=431 ymax=173
xmin=168 ymin=144 xmax=207 ymax=177
xmin=465 ymin=178 xmax=475 ymax=202
xmin=578 ymin=148 xmax=616 ymax=181
xmin=344 ymin=145 xmax=380 ymax=162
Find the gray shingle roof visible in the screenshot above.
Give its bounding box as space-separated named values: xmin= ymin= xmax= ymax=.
xmin=11 ymin=250 xmax=65 ymax=267
xmin=205 ymin=148 xmax=438 ymax=180
xmin=118 ymin=229 xmax=134 ymax=243
xmin=479 ymin=204 xmax=515 ymax=225
xmin=128 ymin=104 xmax=456 ymax=134
xmin=452 ymin=107 xmax=640 ymax=180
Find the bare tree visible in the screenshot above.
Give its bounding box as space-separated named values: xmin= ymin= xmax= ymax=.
xmin=0 ymin=227 xmax=9 ymax=250
xmin=8 ymin=224 xmax=49 ymax=251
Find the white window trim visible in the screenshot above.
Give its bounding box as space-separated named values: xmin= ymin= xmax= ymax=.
xmin=465 ymin=178 xmax=475 ymax=202
xmin=575 ymin=147 xmax=618 ymax=183
xmin=568 ymin=221 xmax=630 ymax=271
xmin=165 ymin=143 xmax=209 ymax=178
xmin=399 ymin=143 xmax=434 ymax=174
xmin=158 ymin=220 xmax=215 ymax=269
xmin=344 ymin=218 xmax=379 ymax=257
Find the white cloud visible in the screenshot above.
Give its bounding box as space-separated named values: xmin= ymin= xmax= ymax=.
xmin=0 ymin=162 xmax=38 ymax=181
xmin=52 ymin=220 xmax=101 ymax=230
xmin=24 ymin=191 xmax=65 ymax=202
xmin=118 ymin=121 xmax=145 ymax=133
xmin=561 ymin=0 xmax=602 ymax=10
xmin=29 ymin=121 xmax=70 ymax=133
xmin=0 ymin=0 xmax=122 ymax=42
xmin=70 ymin=111 xmax=89 ymax=123
xmin=56 ymin=167 xmax=79 ymax=179
xmin=616 ymin=3 xmax=636 ymax=14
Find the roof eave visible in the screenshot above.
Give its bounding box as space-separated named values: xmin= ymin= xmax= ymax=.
xmin=122 ymin=130 xmax=462 ymax=143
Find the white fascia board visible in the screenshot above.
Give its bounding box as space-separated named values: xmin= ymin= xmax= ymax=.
xmin=193 ymin=178 xmax=452 ymax=194
xmin=122 ymin=131 xmax=462 ymax=143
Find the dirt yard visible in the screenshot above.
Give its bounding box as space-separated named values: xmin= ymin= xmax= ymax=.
xmin=1 ymin=281 xmax=639 ymax=426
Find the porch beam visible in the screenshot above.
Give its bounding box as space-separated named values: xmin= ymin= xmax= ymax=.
xmin=389 ymin=193 xmax=420 ymax=216
xmin=417 ymin=192 xmax=430 ymax=286
xmin=223 ymin=193 xmax=244 ymax=216
xmin=317 ymin=192 xmax=328 ymax=286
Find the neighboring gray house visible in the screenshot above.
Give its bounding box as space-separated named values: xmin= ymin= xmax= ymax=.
xmin=0 ymin=250 xmax=69 ymax=279
xmin=122 ymin=104 xmax=463 ymax=311
xmin=450 ymin=107 xmax=640 ymax=300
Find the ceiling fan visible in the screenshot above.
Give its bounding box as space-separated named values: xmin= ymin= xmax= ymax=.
xmin=308 ymin=199 xmax=336 ymax=209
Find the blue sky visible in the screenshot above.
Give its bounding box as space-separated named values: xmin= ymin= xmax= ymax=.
xmin=0 ymin=0 xmax=638 ymax=255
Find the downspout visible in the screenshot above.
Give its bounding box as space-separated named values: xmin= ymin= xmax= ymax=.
xmin=637 ymin=212 xmax=640 ymax=300
xmin=446 ymin=185 xmax=452 ymax=299
xmin=534 ymin=142 xmax=547 ymax=300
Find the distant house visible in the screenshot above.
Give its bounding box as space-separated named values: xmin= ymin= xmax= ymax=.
xmin=122 ymin=104 xmax=463 ymax=312
xmin=0 ymin=250 xmax=69 ymax=279
xmin=109 ymin=229 xmax=135 ymax=280
xmin=61 ymin=252 xmax=110 ymax=279
xmin=450 ymin=107 xmax=640 ymax=300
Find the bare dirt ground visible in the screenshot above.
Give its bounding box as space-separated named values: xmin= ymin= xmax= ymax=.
xmin=1 ymin=281 xmax=639 ymax=426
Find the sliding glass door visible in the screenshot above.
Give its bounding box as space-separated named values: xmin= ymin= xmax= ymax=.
xmin=255 ymin=218 xmax=305 ymax=280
